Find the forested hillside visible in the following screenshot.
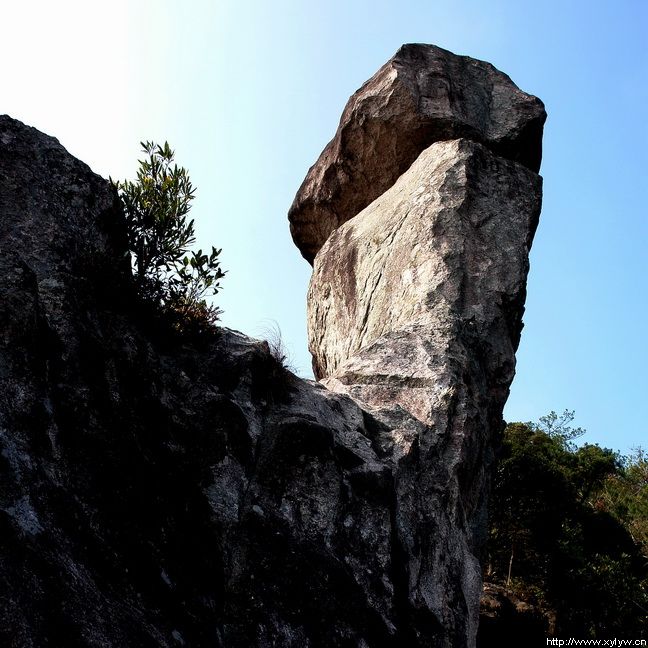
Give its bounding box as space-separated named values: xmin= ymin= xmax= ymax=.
xmin=486 ymin=411 xmax=648 ymax=637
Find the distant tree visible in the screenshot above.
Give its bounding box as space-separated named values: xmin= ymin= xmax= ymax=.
xmin=487 ymin=422 xmax=571 ymax=594
xmin=529 ymin=409 xmax=586 ymax=449
xmin=113 ymin=141 xmax=225 ymax=331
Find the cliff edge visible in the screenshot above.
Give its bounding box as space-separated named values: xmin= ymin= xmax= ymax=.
xmin=0 ymin=43 xmax=543 ymax=648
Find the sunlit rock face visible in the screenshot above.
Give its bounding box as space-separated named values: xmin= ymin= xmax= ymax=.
xmin=309 ymin=138 xmax=542 ymax=416
xmin=289 ymin=43 xmax=545 ymax=264
xmin=294 ymin=44 xmax=544 ymax=646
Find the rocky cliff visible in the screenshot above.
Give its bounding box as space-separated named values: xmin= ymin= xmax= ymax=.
xmin=0 ymin=43 xmax=543 ymax=648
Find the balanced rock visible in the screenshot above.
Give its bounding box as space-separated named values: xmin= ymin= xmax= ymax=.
xmin=0 ymin=41 xmax=544 ymax=648
xmin=289 ymin=43 xmax=545 ymax=262
xmin=295 ymin=45 xmax=544 ymax=647
xmin=306 ymin=137 xmax=542 ymax=647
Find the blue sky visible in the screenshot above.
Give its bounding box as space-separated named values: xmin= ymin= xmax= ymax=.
xmin=1 ymin=0 xmax=646 ymax=453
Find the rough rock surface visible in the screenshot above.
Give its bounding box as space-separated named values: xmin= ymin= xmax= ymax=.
xmin=304 ymin=139 xmax=542 ymax=646
xmin=0 ymin=113 xmax=476 ymax=647
xmin=308 ymin=137 xmax=542 ymax=408
xmin=294 ymin=45 xmax=544 ymax=647
xmin=289 ymin=43 xmax=546 ymax=262
xmin=0 ymin=115 xmax=416 ymax=647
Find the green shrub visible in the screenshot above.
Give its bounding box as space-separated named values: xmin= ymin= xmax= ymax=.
xmin=113 ymin=141 xmax=225 ymax=331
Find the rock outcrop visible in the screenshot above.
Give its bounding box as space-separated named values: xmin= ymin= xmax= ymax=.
xmin=289 ymin=43 xmax=545 ymax=263
xmin=0 ymin=42 xmax=543 ymax=648
xmin=0 ymin=115 xmax=415 ymax=647
xmin=293 ymin=44 xmax=544 ymax=646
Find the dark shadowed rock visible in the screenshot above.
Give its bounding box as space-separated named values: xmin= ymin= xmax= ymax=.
xmin=289 ymin=43 xmax=545 ymax=262
xmin=0 ymin=116 xmax=395 ymax=647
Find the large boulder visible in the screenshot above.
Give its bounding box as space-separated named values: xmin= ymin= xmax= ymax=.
xmin=308 ymin=137 xmax=542 ymax=410
xmin=306 ymin=138 xmax=542 ymax=646
xmin=289 ymin=43 xmax=545 ymax=262
xmin=298 ymin=44 xmax=544 ymax=648
xmin=0 ymin=115 xmax=410 ymax=647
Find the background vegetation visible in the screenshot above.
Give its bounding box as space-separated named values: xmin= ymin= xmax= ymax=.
xmin=487 ymin=411 xmax=648 ymax=636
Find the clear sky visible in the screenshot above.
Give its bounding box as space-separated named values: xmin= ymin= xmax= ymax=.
xmin=1 ymin=0 xmax=646 ymax=454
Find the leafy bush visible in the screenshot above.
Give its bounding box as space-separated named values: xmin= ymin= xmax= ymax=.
xmin=113 ymin=142 xmax=225 ymax=332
